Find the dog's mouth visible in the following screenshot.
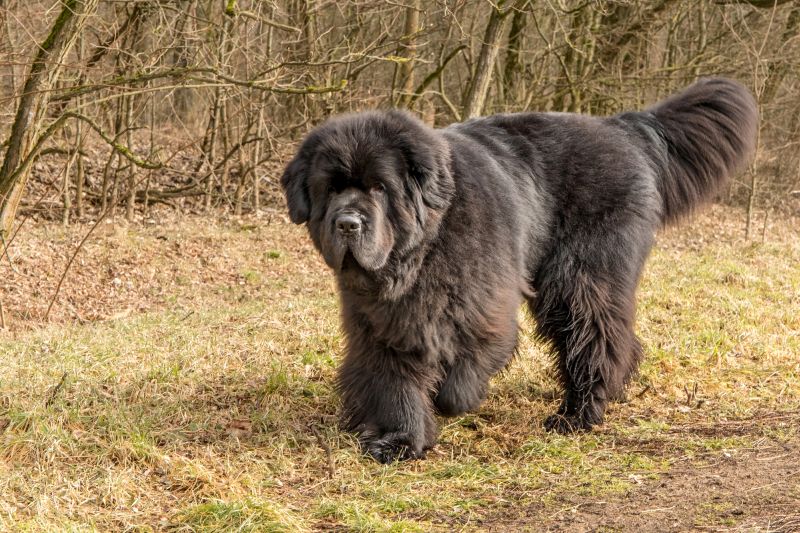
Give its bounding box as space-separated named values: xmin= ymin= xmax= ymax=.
xmin=340 ymin=249 xmax=367 ymax=274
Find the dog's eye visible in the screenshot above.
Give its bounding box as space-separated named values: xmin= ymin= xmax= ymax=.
xmin=371 ymin=183 xmax=386 ymax=194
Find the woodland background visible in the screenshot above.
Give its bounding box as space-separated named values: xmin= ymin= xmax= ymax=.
xmin=0 ymin=0 xmax=798 ymax=238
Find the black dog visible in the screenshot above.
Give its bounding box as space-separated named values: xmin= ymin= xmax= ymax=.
xmin=281 ymin=78 xmax=757 ymax=463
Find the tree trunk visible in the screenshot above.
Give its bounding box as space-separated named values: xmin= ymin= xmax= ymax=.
xmin=462 ymin=1 xmax=516 ymax=119
xmin=62 ymin=128 xmax=73 ymax=226
xmin=234 ymin=139 xmax=248 ymax=216
xmin=143 ymin=87 xmax=156 ymax=218
xmin=108 ymin=95 xmax=125 ymax=217
xmin=0 ymin=0 xmax=99 ymax=238
xmin=172 ymin=0 xmax=198 ymax=124
xmin=75 ymin=119 xmax=85 ymax=219
xmin=125 ymin=94 xmax=136 ymax=222
xmin=289 ymin=0 xmax=316 ymax=63
xmin=501 ymin=2 xmax=528 ymax=104
xmin=74 ymin=32 xmax=85 ymax=220
xmin=252 ymin=106 xmax=264 ymax=212
xmin=203 ymin=97 xmax=221 ymax=211
xmin=203 ymin=0 xmax=236 ymax=212
xmin=396 ymin=0 xmax=421 ymax=108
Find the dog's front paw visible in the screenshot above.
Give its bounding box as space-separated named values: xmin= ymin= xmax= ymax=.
xmin=361 ymin=431 xmax=428 ymax=464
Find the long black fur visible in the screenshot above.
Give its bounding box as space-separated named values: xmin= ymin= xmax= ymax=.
xmin=281 ymin=78 xmax=758 ymax=462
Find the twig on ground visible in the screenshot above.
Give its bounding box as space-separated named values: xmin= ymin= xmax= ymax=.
xmin=45 ymin=372 xmax=68 ymax=408
xmin=0 ymin=299 xmax=6 ymax=329
xmin=684 ymin=382 xmax=699 ymax=406
xmin=44 ymin=211 xmax=111 ymax=321
xmin=0 ymin=231 xmax=19 ymax=273
xmin=311 ymin=424 xmax=335 ymax=479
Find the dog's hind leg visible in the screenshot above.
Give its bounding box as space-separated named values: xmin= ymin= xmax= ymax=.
xmin=531 ymin=232 xmax=649 ymax=433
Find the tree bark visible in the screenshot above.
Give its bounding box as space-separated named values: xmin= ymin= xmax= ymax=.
xmin=74 ymin=33 xmax=85 ymax=220
xmin=203 ymin=0 xmax=237 ymax=212
xmin=75 ymin=119 xmax=85 ymax=219
xmin=502 ymin=1 xmax=529 ymax=103
xmin=462 ymin=0 xmax=517 ymax=119
xmin=125 ymin=94 xmax=136 ymax=222
xmin=252 ymin=106 xmax=264 ymax=212
xmin=396 ymin=0 xmax=421 ymax=108
xmin=62 ymin=127 xmax=73 ymax=226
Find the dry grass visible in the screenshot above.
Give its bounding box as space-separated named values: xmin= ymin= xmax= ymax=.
xmin=1 ymin=206 xmax=798 ymax=531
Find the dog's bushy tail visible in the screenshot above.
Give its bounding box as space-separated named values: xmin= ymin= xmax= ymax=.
xmin=630 ymin=78 xmax=758 ymax=225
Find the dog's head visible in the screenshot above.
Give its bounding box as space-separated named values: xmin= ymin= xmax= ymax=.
xmin=281 ymin=110 xmax=453 ymax=280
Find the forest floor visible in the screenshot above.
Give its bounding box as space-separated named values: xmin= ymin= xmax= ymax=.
xmin=1 ymin=205 xmax=798 ymax=532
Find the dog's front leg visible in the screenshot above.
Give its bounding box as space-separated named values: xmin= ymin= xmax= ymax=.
xmin=337 ymin=344 xmax=439 ymax=463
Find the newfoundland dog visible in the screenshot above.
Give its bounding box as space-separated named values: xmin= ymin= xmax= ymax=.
xmin=281 ymin=78 xmax=757 ymax=463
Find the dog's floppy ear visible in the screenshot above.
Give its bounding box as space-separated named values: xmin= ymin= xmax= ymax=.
xmin=389 ymin=110 xmax=453 ymax=212
xmin=281 ymin=134 xmax=320 ymax=224
xmin=406 ymin=144 xmax=447 ymax=210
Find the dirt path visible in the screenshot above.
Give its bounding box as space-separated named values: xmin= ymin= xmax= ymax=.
xmin=498 ymin=415 xmax=800 ymax=532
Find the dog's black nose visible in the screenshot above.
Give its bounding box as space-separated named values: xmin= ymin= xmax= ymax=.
xmin=336 ymin=213 xmax=362 ymax=235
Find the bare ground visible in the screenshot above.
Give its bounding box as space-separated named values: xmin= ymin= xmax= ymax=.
xmin=520 ymin=414 xmax=800 ymax=532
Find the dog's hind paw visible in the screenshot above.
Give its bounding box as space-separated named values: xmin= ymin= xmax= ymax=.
xmin=543 ymin=413 xmax=595 ymax=434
